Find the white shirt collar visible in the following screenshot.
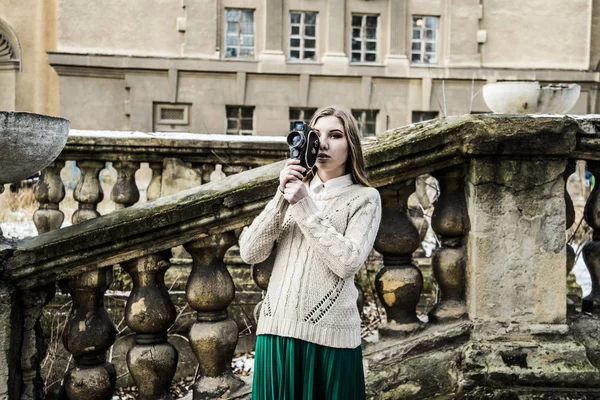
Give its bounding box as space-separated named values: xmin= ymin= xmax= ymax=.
xmin=309 ymin=173 xmax=353 ymax=194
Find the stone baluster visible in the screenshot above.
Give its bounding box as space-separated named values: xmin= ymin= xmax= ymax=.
xmin=121 ymin=252 xmax=177 ymax=400
xmin=33 ymin=161 xmax=65 ymax=234
xmin=184 ymin=232 xmax=245 ymax=398
xmin=428 ymin=165 xmax=468 ymax=323
xmin=72 ymin=160 xmax=105 ymax=224
xmin=111 ymin=161 xmax=140 ymax=209
xmin=582 ymin=162 xmax=600 ymax=313
xmin=146 ymin=162 xmax=163 ymax=201
xmin=61 ymin=268 xmax=117 ymax=399
xmin=374 ymin=180 xmax=423 ymax=336
xmin=251 ymin=251 xmax=276 ymax=321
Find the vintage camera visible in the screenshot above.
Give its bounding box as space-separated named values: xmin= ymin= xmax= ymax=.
xmin=286 ymin=121 xmax=320 ymax=174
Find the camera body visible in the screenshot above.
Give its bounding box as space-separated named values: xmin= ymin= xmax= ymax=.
xmin=286 ymin=121 xmax=320 ymax=174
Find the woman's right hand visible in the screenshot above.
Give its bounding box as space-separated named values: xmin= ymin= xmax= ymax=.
xmin=279 ymin=159 xmax=306 ymax=192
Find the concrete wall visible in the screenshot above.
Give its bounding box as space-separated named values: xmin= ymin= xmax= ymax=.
xmin=2 ymin=0 xmax=600 ymax=131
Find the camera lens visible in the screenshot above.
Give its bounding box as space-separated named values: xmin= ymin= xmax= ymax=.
xmin=287 ymin=132 xmax=304 ymax=148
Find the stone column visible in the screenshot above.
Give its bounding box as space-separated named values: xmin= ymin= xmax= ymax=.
xmin=33 ymin=161 xmax=65 ymax=234
xmin=146 ymin=162 xmax=163 ymax=201
xmin=111 ymin=161 xmax=140 ymax=210
xmin=322 ymin=0 xmax=349 ymax=73
xmin=259 ymin=0 xmax=286 ymax=70
xmin=466 ymin=158 xmax=567 ymax=324
xmin=72 ymin=160 xmax=105 ymax=224
xmin=583 ymin=161 xmax=600 ymax=313
xmin=122 ymin=252 xmax=178 ymax=400
xmin=385 ymin=0 xmax=409 ymax=74
xmin=374 ymin=181 xmax=423 ymax=337
xmin=429 ymin=165 xmax=468 ymax=323
xmin=184 ymin=233 xmax=245 ymax=399
xmin=61 ymin=269 xmax=117 ymax=399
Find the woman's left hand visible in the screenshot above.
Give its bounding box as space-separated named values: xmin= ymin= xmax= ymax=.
xmin=283 ymin=179 xmax=308 ymax=205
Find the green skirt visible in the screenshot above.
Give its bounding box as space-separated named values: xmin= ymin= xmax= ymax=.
xmin=252 ymin=334 xmax=366 ymax=400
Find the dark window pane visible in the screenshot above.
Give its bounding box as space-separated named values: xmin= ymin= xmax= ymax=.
xmin=305 ymin=25 xmax=315 ymax=37
xmin=352 ymin=28 xmax=361 ymax=38
xmin=352 ymin=39 xmax=361 ymax=51
xmin=413 ymin=17 xmax=423 ymax=27
xmin=290 ymin=50 xmax=300 ymax=59
xmin=303 ymin=50 xmax=315 ymax=60
xmin=227 ymin=119 xmax=238 ymax=130
xmin=425 ymin=42 xmax=434 ymax=52
xmin=352 ymin=15 xmax=362 ymax=27
xmin=291 ymin=26 xmax=300 ymax=35
xmin=226 ymin=48 xmax=237 ymax=57
xmin=241 ymin=107 xmax=253 ymax=118
xmin=226 ymin=107 xmax=238 ymax=118
xmin=290 ymin=12 xmax=301 ymax=24
xmin=412 ymin=42 xmax=421 ymax=51
xmin=305 ymin=12 xmax=316 ymax=24
xmin=366 ymin=16 xmax=377 ymax=27
xmin=413 ymin=30 xmax=420 ymax=39
xmin=290 ymin=38 xmax=301 ymax=47
xmin=366 ymin=41 xmax=376 ymax=51
xmin=305 ymin=39 xmax=316 ymax=49
xmin=365 ymin=53 xmax=376 ymax=62
xmin=351 ymin=52 xmax=361 ymax=62
xmin=426 ymin=29 xmax=435 ymax=39
xmin=366 ymin=28 xmax=376 ymax=39
xmin=289 ymin=108 xmax=300 ymax=120
xmin=241 ymin=119 xmax=253 ymax=130
xmin=411 ymin=53 xmax=421 ymax=62
xmin=242 ymin=10 xmax=253 ymax=23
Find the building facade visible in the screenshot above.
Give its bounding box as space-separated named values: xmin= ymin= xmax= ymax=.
xmin=1 ymin=0 xmax=600 ymax=136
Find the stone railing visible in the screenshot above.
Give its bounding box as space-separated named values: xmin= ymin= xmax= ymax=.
xmin=3 ymin=115 xmax=600 ymax=399
xmin=32 ymin=130 xmax=288 ymax=233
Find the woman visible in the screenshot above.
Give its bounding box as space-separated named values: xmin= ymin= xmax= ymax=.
xmin=239 ymin=106 xmax=382 ymax=400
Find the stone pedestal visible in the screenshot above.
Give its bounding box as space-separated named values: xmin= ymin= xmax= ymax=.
xmin=466 ymin=158 xmax=567 ymax=324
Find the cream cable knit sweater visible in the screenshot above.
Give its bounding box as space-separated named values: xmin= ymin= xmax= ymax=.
xmin=239 ymin=182 xmax=382 ymax=349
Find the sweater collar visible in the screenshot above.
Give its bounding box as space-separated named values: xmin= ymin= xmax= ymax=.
xmin=309 ymin=173 xmax=354 ymax=194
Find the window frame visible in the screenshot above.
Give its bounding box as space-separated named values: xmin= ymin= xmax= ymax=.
xmin=410 ymin=15 xmax=439 ymax=65
xmin=153 ymin=103 xmax=191 ymax=132
xmin=289 ymin=107 xmax=318 ymax=130
xmin=411 ymin=111 xmax=439 ymax=123
xmin=350 ymin=14 xmax=379 ymax=63
xmin=288 ymin=11 xmax=318 ymax=62
xmin=225 ymin=105 xmax=254 ymax=135
xmin=224 ymin=8 xmax=255 ymax=59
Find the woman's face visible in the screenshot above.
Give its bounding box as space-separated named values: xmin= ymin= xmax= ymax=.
xmin=313 ymin=115 xmax=349 ymax=180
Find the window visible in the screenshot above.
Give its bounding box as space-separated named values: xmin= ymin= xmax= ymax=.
xmin=412 ymin=111 xmax=439 ymax=123
xmin=226 ymin=106 xmax=254 ymax=135
xmin=411 ymin=16 xmax=439 ymax=64
xmin=289 ymin=108 xmax=317 ymax=130
xmin=225 ymin=9 xmax=254 ymax=58
xmin=351 ymin=15 xmax=378 ymax=63
xmin=289 ymin=12 xmax=317 ymax=61
xmin=153 ymin=103 xmax=190 ymax=132
xmin=352 ymin=110 xmax=378 ymax=137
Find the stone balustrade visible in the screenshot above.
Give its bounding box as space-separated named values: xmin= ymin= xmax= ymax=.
xmin=4 ymin=115 xmax=600 ymax=398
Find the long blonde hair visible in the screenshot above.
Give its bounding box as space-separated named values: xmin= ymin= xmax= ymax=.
xmin=304 ymin=106 xmax=371 ymax=187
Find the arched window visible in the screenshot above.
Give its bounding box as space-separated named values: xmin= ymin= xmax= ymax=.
xmin=0 ymin=19 xmax=21 ymax=71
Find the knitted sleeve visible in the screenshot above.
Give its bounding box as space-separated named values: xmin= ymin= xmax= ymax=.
xmin=239 ymin=188 xmax=289 ymax=264
xmin=288 ymin=188 xmax=382 ymax=279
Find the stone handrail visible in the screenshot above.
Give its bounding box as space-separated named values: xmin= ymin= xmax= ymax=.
xmin=3 ymin=114 xmax=600 ymax=399
xmin=7 ymin=114 xmax=580 ymax=287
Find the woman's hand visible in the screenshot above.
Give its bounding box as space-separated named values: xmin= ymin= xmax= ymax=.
xmin=283 ymin=179 xmax=308 ymax=205
xmin=279 ymin=159 xmax=306 ymax=192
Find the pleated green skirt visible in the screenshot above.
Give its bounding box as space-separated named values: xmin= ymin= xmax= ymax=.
xmin=252 ymin=334 xmax=366 ymax=400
